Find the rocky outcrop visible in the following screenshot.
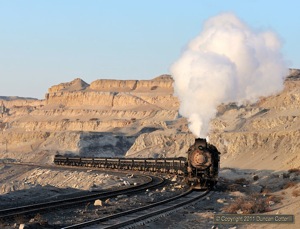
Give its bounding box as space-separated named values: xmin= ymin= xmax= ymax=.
xmin=126 ymin=131 xmax=194 ymax=158
xmin=45 ymin=91 xmax=115 ymax=107
xmin=12 ymin=119 xmax=133 ymax=132
xmin=90 ymin=79 xmax=137 ymax=92
xmin=0 ymin=70 xmax=299 ymax=171
xmin=209 ymin=130 xmax=300 ymax=169
xmin=78 ymin=133 xmax=137 ymax=157
xmin=28 ymin=109 xmax=177 ymax=120
xmin=0 ymin=97 xmax=43 ymax=108
xmin=0 ymin=75 xmax=180 ymax=162
xmin=208 ymin=71 xmax=300 ymax=169
xmin=135 ymin=77 xmax=173 ymax=91
xmin=48 ymin=78 xmax=89 ymax=93
xmin=45 ymin=91 xmax=179 ymax=109
xmin=45 ymin=76 xmax=176 ymax=109
xmin=89 ymin=75 xmax=173 ymax=92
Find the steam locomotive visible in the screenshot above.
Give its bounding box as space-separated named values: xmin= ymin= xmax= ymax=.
xmin=54 ymin=138 xmax=220 ymax=189
xmin=185 ymin=138 xmax=220 ymax=189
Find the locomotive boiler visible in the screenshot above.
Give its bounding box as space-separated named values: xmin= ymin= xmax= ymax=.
xmin=186 ymin=138 xmax=220 ymax=189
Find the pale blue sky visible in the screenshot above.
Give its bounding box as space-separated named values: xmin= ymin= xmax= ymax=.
xmin=0 ymin=0 xmax=299 ymax=98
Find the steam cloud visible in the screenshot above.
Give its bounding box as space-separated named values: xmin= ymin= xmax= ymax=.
xmin=171 ymin=13 xmax=288 ymax=138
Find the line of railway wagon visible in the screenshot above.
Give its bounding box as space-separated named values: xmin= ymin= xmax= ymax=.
xmin=54 ymin=155 xmax=187 ymax=174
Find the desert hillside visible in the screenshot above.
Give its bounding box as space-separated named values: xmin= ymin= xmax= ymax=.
xmin=210 ymin=69 xmax=300 ymax=170
xmin=0 ymin=70 xmax=299 ymax=170
xmin=0 ymin=75 xmax=189 ymax=163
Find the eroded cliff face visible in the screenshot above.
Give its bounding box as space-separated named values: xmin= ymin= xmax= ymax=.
xmin=0 ymin=75 xmax=181 ymax=162
xmin=45 ymin=77 xmax=177 ymax=110
xmin=0 ymin=71 xmax=299 ymax=170
xmin=208 ymin=70 xmax=300 ymax=169
xmin=125 ymin=130 xmax=195 ymax=158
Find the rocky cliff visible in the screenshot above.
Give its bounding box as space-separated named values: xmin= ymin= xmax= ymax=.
xmin=0 ymin=75 xmax=181 ymax=162
xmin=209 ymin=69 xmax=300 ymax=169
xmin=0 ymin=71 xmax=299 ymax=170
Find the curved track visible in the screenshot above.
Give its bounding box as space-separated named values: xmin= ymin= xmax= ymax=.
xmin=62 ymin=189 xmax=210 ymax=229
xmin=0 ymin=175 xmax=164 ymax=220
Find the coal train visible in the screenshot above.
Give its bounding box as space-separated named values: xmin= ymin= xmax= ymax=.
xmin=54 ymin=138 xmax=220 ymax=189
xmin=185 ymin=138 xmax=220 ymax=189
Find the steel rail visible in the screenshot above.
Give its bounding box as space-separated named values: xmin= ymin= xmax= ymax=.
xmin=62 ymin=189 xmax=210 ymax=229
xmin=0 ymin=175 xmax=165 ymax=219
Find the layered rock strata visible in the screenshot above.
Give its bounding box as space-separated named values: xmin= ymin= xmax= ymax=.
xmin=0 ymin=75 xmax=181 ymax=161
xmin=0 ymin=71 xmax=299 ymax=170
xmin=209 ymin=70 xmax=300 ymax=169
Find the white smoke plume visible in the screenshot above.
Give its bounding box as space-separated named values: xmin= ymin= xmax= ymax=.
xmin=171 ymin=13 xmax=288 ymax=138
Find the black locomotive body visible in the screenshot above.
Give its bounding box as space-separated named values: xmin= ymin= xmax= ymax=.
xmin=186 ymin=138 xmax=220 ymax=189
xmin=54 ymin=138 xmax=220 ymax=189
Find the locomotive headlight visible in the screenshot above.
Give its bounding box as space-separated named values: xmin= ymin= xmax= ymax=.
xmin=189 ymin=149 xmax=208 ymax=168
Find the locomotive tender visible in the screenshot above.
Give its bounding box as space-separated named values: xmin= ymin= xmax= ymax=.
xmin=54 ymin=138 xmax=220 ymax=189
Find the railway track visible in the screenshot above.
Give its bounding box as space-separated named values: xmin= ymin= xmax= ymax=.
xmin=1 ymin=157 xmax=211 ymax=228
xmin=0 ymin=175 xmax=164 ymax=220
xmin=62 ymin=189 xmax=210 ymax=229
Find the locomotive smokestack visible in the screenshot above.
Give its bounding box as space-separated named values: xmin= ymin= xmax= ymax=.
xmin=196 ymin=138 xmax=207 ymax=148
xmin=171 ymin=13 xmax=288 ymax=138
